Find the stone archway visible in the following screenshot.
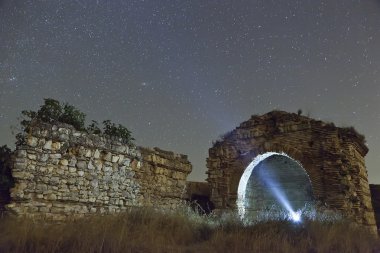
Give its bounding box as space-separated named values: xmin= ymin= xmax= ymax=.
xmin=206 ymin=111 xmax=376 ymax=231
xmin=237 ymin=152 xmax=314 ymax=221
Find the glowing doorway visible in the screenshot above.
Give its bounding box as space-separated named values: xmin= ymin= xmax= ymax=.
xmin=237 ymin=152 xmax=314 ymax=221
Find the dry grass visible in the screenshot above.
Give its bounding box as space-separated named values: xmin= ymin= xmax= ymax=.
xmin=0 ymin=207 xmax=379 ymax=253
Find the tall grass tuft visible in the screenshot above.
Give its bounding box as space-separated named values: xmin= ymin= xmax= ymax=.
xmin=0 ymin=207 xmax=379 ymax=253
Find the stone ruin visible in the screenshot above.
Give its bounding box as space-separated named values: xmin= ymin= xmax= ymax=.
xmin=1 ymin=110 xmax=379 ymax=233
xmin=4 ymin=122 xmax=191 ymax=220
xmin=206 ymin=110 xmax=377 ymax=232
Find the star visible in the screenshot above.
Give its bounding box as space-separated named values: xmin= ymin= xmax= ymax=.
xmin=0 ymin=0 xmax=379 ymax=183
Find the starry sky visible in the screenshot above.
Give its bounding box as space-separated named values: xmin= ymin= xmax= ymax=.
xmin=1 ymin=0 xmax=379 ymax=182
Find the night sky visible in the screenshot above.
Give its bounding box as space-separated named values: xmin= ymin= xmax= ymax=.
xmin=1 ymin=0 xmax=379 ymax=182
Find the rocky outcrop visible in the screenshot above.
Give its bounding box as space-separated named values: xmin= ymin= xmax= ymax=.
xmin=207 ymin=111 xmax=376 ymax=232
xmin=6 ymin=122 xmax=191 ymax=220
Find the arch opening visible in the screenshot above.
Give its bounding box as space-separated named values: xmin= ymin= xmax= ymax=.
xmin=237 ymin=152 xmax=315 ymax=221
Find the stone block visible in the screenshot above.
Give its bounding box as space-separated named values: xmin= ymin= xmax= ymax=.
xmin=40 ymin=129 xmax=49 ymax=137
xmin=50 ymin=153 xmax=62 ymax=159
xmin=94 ymin=149 xmax=100 ymax=159
xmin=85 ymin=149 xmax=92 ymax=158
xmin=27 ymin=153 xmax=37 ymax=160
xmin=112 ymin=155 xmax=119 ymax=163
xmin=59 ymin=134 xmax=69 ymax=141
xmin=39 ymin=153 xmax=49 ymax=162
xmin=113 ymin=145 xmax=126 ymax=153
xmin=15 ymin=150 xmax=27 ymax=158
xmin=104 ymin=152 xmax=112 ymax=162
xmin=60 ymin=159 xmax=69 ymax=166
xmin=47 ymin=165 xmax=54 ymax=173
xmin=27 ymin=136 xmax=38 ymax=147
xmin=87 ymin=160 xmax=95 ymax=170
xmin=122 ymin=158 xmax=131 ymax=166
xmin=104 ymin=166 xmax=112 ymax=172
xmin=118 ymin=155 xmax=125 ymax=164
xmin=52 ymin=142 xmax=61 ymax=151
xmin=13 ymin=162 xmax=27 ymax=171
xmin=27 ymin=164 xmax=36 ymax=171
xmin=47 ymin=194 xmax=57 ymax=201
xmin=76 ymin=160 xmax=87 ymax=170
xmin=50 ymin=177 xmax=60 ymax=185
xmin=13 ymin=171 xmax=33 ymax=179
xmin=43 ymin=140 xmax=52 ymax=150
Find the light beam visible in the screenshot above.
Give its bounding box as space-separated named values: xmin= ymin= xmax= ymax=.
xmin=237 ymin=152 xmax=307 ymax=223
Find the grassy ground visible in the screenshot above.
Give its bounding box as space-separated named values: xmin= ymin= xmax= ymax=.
xmin=0 ymin=207 xmax=379 ymax=253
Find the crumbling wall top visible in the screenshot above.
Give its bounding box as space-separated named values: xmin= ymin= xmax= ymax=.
xmin=225 ymin=110 xmax=368 ymax=155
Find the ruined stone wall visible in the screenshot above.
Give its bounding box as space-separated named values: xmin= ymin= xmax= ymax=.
xmin=6 ymin=122 xmax=191 ymax=220
xmin=207 ymin=111 xmax=376 ymax=231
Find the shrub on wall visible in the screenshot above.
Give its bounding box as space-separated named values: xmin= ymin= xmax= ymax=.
xmin=19 ymin=98 xmax=85 ymax=132
xmin=59 ymin=103 xmax=86 ymax=131
xmin=87 ymin=120 xmax=102 ymax=135
xmin=16 ymin=98 xmax=134 ymax=146
xmin=102 ymin=120 xmax=135 ymax=145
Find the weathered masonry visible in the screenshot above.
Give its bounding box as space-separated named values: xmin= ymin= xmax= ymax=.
xmin=6 ymin=122 xmax=191 ymax=220
xmin=2 ymin=110 xmax=379 ymax=233
xmin=207 ymin=111 xmax=376 ymax=231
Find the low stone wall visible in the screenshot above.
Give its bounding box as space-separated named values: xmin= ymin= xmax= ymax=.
xmin=6 ymin=122 xmax=192 ymax=220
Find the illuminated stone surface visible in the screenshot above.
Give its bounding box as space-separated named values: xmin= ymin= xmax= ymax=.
xmin=243 ymin=154 xmax=314 ymax=219
xmin=207 ymin=110 xmax=376 ymax=232
xmin=5 ymin=122 xmax=192 ymax=220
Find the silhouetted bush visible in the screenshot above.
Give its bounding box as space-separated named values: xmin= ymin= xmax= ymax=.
xmin=0 ymin=145 xmax=14 ymax=210
xmin=341 ymin=126 xmax=366 ymax=143
xmin=102 ymin=120 xmax=135 ymax=145
xmin=16 ymin=98 xmax=135 ymax=146
xmin=87 ymin=120 xmax=102 ymax=134
xmin=19 ymin=98 xmax=85 ymax=131
xmin=59 ymin=103 xmax=86 ymax=131
xmin=0 ymin=145 xmax=14 ymax=190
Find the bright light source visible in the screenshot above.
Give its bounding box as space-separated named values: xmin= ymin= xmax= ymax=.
xmin=237 ymin=152 xmax=280 ymax=218
xmin=237 ymin=152 xmax=311 ymax=222
xmin=290 ymin=210 xmax=301 ymax=222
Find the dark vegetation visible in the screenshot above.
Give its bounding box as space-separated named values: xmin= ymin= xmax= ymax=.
xmin=16 ymin=98 xmax=134 ymax=145
xmin=340 ymin=126 xmax=366 ymax=143
xmin=0 ymin=145 xmax=13 ymax=212
xmin=0 ymin=208 xmax=378 ymax=253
